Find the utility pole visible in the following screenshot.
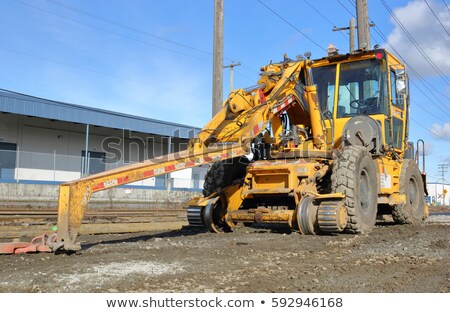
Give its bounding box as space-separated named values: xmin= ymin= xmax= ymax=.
xmin=333 ymin=0 xmax=375 ymax=54
xmin=333 ymin=18 xmax=356 ymax=52
xmin=224 ymin=61 xmax=241 ymax=92
xmin=438 ymin=163 xmax=448 ymax=205
xmin=212 ymin=0 xmax=224 ymax=117
xmin=356 ymin=0 xmax=370 ymax=49
xmin=349 ymin=18 xmax=355 ymax=52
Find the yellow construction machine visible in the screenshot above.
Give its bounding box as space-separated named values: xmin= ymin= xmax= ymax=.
xmin=55 ymin=47 xmax=428 ymax=251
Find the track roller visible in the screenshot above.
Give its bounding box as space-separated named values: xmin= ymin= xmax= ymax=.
xmin=187 ymin=206 xmax=204 ymax=227
xmin=317 ymin=201 xmax=347 ymax=233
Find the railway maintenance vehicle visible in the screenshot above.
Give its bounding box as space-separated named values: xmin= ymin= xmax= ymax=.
xmin=54 ymin=46 xmax=427 ymax=252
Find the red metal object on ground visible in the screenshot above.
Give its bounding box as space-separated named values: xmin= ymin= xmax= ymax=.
xmin=0 ymin=233 xmax=59 ymax=254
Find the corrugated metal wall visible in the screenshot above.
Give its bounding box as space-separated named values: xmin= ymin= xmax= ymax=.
xmin=0 ymin=89 xmax=200 ymax=138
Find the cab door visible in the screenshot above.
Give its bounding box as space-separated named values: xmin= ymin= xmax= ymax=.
xmin=388 ymin=65 xmax=408 ymax=151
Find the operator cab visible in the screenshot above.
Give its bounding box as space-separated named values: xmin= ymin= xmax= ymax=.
xmin=310 ymin=49 xmax=409 ymax=153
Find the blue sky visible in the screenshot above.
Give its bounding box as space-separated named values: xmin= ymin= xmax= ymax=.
xmin=0 ymin=0 xmax=449 ymax=182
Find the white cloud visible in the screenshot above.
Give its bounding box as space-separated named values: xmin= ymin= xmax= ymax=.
xmin=386 ymin=0 xmax=450 ymax=77
xmin=430 ymin=123 xmax=450 ymax=139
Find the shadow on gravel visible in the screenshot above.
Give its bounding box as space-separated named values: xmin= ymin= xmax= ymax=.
xmin=250 ymin=223 xmax=294 ymax=234
xmin=375 ymin=221 xmax=397 ymax=227
xmin=76 ymin=218 xmax=426 ymax=252
xmin=80 ymin=226 xmax=207 ymax=251
xmin=78 ymin=223 xmax=299 ymax=252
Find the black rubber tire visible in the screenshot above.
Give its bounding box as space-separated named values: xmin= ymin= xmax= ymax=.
xmin=392 ymin=160 xmax=425 ymax=225
xmin=331 ymin=146 xmax=378 ymax=233
xmin=202 ymin=156 xmax=250 ymax=197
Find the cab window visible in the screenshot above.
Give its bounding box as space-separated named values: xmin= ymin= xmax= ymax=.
xmin=311 ymin=65 xmax=336 ymax=115
xmin=337 ymin=59 xmax=386 ymax=118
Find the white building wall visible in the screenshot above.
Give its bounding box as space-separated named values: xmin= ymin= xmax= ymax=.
xmin=426 ymin=182 xmax=450 ymax=206
xmin=0 ymin=114 xmax=202 ymax=187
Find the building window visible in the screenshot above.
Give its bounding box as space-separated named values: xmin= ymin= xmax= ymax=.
xmin=81 ymin=150 xmax=106 ymax=175
xmin=0 ymin=142 xmax=17 ymax=180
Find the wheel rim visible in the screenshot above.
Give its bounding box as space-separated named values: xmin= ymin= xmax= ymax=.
xmin=408 ymin=177 xmax=419 ymax=209
xmin=204 ymin=198 xmax=223 ymax=233
xmin=204 ymin=197 xmax=232 ymax=233
xmin=359 ymin=169 xmax=371 ymax=215
xmin=296 ymin=196 xmax=318 ymax=235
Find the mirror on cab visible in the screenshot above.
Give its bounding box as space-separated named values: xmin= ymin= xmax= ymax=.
xmin=395 ymin=69 xmax=407 ymax=95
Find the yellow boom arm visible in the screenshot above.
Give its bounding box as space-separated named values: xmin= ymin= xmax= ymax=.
xmin=57 ymin=144 xmax=248 ymax=251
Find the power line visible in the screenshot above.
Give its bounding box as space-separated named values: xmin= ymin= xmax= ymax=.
xmin=316 ymin=1 xmax=450 ymax=142
xmin=443 ymin=0 xmax=450 ymax=13
xmin=347 ymin=0 xmax=357 ymax=8
xmin=233 ymin=69 xmax=255 ymax=83
xmin=331 ymin=0 xmax=450 ymax=132
xmin=303 ymin=0 xmax=349 ymax=41
xmin=240 ymin=63 xmax=260 ymax=76
xmin=423 ymin=0 xmax=450 ymax=37
xmin=438 ymin=164 xmax=449 ymax=180
xmin=8 ymin=1 xmax=256 ymax=94
xmin=329 ymin=1 xmax=449 ymax=101
xmin=311 ymin=1 xmax=450 ymax=138
xmin=18 ymin=0 xmax=260 ymax=81
xmin=46 ymin=0 xmax=213 ymax=56
xmin=11 ymin=0 xmax=210 ymax=62
xmin=256 ymin=0 xmax=326 ymax=52
xmin=412 ymin=99 xmax=450 ymax=123
xmin=335 ymin=0 xmax=450 ymax=116
xmin=48 ymin=0 xmax=260 ymax=77
xmin=411 ymin=80 xmax=450 ymax=117
xmin=370 ymin=24 xmax=450 ymax=105
xmin=337 ymin=0 xmax=356 ymax=16
xmin=410 ymin=117 xmax=448 ymax=140
xmin=438 ymin=163 xmax=448 ymax=205
xmin=304 ymin=0 xmax=338 ymax=26
xmin=380 ymin=0 xmax=450 ymax=86
xmin=0 ymin=46 xmax=208 ymax=99
xmin=362 ymin=6 xmax=450 ymax=110
xmin=373 ymin=27 xmax=450 ymax=115
xmin=380 ymin=0 xmax=448 ymax=81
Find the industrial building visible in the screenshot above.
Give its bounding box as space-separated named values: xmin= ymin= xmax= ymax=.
xmin=0 ymin=89 xmax=206 ymax=190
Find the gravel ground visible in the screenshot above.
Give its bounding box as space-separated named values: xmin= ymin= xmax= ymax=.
xmin=1 ymin=218 xmax=450 ymax=293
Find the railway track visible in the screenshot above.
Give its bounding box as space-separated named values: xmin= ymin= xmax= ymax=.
xmin=0 ymin=207 xmax=188 ymax=239
xmin=0 ymin=208 xmax=186 ymax=218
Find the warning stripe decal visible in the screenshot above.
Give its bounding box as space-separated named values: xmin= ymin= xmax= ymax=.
xmin=250 ymin=121 xmax=265 ymax=137
xmin=272 ymin=95 xmax=295 ymax=115
xmin=91 ymin=149 xmax=245 ymax=191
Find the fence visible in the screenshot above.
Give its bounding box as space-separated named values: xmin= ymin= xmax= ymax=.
xmin=0 ymin=149 xmax=205 ymax=190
